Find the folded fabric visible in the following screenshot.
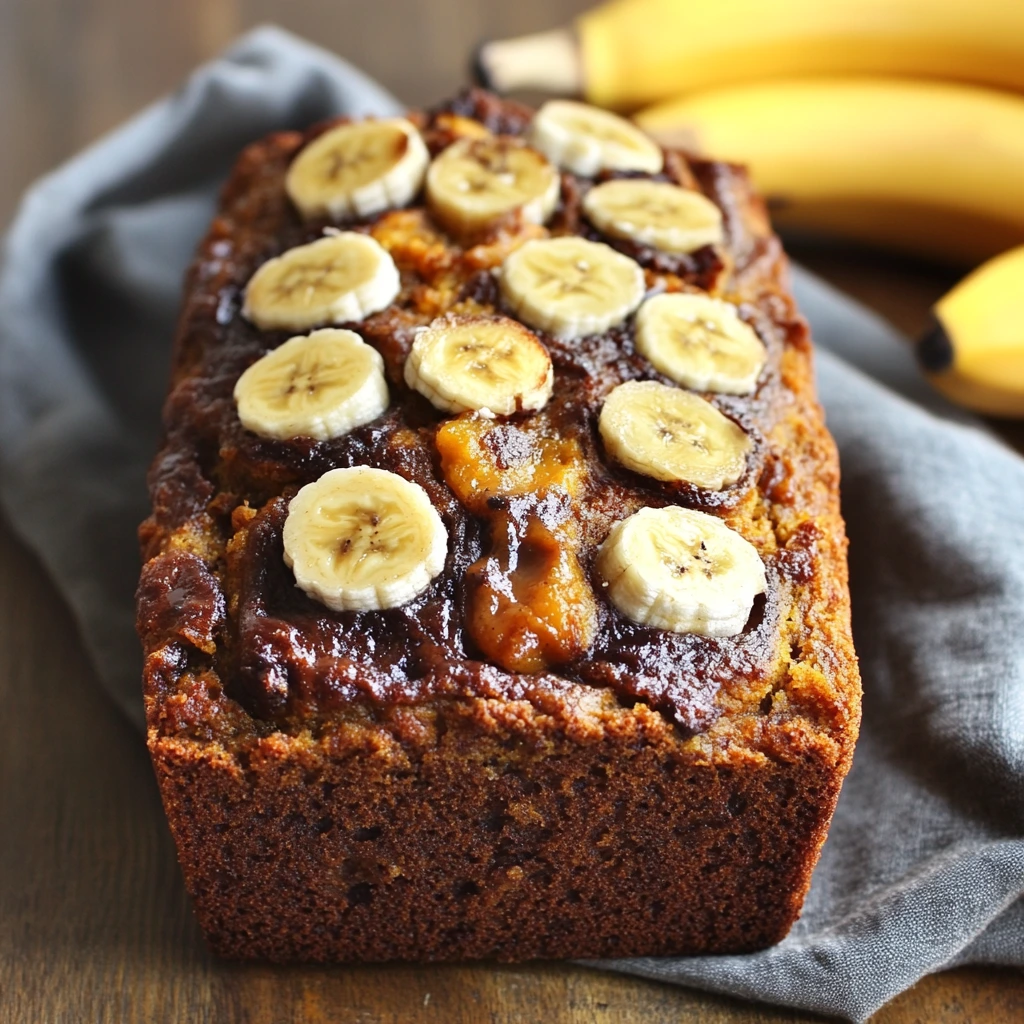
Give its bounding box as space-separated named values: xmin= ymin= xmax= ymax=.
xmin=0 ymin=25 xmax=1020 ymax=1022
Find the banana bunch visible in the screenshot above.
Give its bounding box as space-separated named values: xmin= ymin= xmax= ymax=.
xmin=478 ymin=0 xmax=1024 ymax=416
xmin=635 ymin=78 xmax=1024 ymax=267
xmin=477 ymin=0 xmax=1024 ymax=111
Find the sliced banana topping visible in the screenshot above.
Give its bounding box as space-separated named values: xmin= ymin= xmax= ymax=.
xmin=243 ymin=233 xmax=400 ymax=331
xmin=283 ymin=467 xmax=448 ymax=612
xmin=286 ymin=118 xmax=429 ymax=220
xmin=599 ymin=380 xmax=750 ymax=489
xmin=500 ymin=236 xmax=645 ymax=340
xmin=234 ymin=329 xmax=389 ymax=441
xmin=426 ymin=136 xmax=560 ymax=237
xmin=596 ymin=505 xmax=766 ymax=636
xmin=405 ymin=315 xmax=553 ymax=415
xmin=583 ymin=179 xmax=723 ymax=253
xmin=635 ymin=293 xmax=766 ymax=394
xmin=528 ymin=100 xmax=663 ymax=176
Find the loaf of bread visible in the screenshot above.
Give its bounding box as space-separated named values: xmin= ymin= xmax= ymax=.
xmin=136 ymin=90 xmax=860 ymax=961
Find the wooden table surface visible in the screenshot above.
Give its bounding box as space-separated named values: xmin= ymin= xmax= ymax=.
xmin=1 ymin=1 xmax=1022 ymax=1021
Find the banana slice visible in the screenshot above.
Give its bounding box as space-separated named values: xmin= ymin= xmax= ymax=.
xmin=286 ymin=118 xmax=429 ymax=220
xmin=599 ymin=380 xmax=750 ymax=489
xmin=405 ymin=315 xmax=553 ymax=415
xmin=283 ymin=467 xmax=448 ymax=612
xmin=234 ymin=329 xmax=389 ymax=441
xmin=500 ymin=236 xmax=645 ymax=340
xmin=528 ymin=100 xmax=663 ymax=176
xmin=426 ymin=136 xmax=560 ymax=237
xmin=596 ymin=505 xmax=766 ymax=636
xmin=635 ymin=293 xmax=766 ymax=394
xmin=583 ymin=179 xmax=724 ymax=253
xmin=243 ymin=233 xmax=400 ymax=331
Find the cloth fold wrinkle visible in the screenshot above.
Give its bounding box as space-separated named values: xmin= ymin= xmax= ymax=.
xmin=0 ymin=25 xmax=1020 ymax=1023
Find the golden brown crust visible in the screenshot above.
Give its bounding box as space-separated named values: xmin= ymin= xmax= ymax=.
xmin=137 ymin=90 xmax=860 ymax=961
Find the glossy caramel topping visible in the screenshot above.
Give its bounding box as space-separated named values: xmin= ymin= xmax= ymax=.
xmin=436 ymin=415 xmax=585 ymax=512
xmin=438 ymin=415 xmax=595 ymax=672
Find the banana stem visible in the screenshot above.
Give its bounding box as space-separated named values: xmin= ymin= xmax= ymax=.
xmin=474 ymin=29 xmax=583 ymax=96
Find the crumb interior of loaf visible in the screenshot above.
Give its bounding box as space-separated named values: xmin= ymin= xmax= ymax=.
xmin=137 ymin=92 xmax=860 ymax=770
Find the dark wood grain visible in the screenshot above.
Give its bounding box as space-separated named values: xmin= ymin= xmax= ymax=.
xmin=1 ymin=0 xmax=1021 ymax=1021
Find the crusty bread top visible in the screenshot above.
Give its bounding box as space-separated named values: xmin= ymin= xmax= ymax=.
xmin=136 ymin=90 xmax=860 ymax=767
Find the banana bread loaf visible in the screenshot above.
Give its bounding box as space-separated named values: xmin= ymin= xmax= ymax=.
xmin=136 ymin=89 xmax=860 ymax=962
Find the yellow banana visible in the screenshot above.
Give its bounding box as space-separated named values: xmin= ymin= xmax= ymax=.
xmin=476 ymin=0 xmax=1024 ymax=111
xmin=917 ymin=245 xmax=1024 ymax=418
xmin=634 ymin=78 xmax=1024 ymax=266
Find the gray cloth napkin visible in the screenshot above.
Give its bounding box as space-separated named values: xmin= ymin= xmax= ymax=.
xmin=0 ymin=25 xmax=1020 ymax=1022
